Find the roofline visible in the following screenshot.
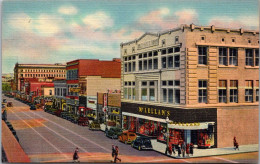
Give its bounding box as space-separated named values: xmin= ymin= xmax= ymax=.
xmin=121 ymin=24 xmax=259 ymax=46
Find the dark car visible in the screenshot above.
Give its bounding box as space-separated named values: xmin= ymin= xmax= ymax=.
xmin=106 ymin=127 xmax=123 ymax=139
xmin=131 ymin=137 xmax=153 ymax=151
xmin=89 ymin=121 xmax=101 ymax=131
xmin=30 ymin=105 xmax=36 ymax=110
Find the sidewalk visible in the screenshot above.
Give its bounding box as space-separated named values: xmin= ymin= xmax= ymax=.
xmin=151 ymin=139 xmax=258 ymax=158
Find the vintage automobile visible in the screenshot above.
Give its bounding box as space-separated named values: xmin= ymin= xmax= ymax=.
xmin=30 ymin=105 xmax=36 ymax=110
xmin=106 ymin=127 xmax=123 ymax=139
xmin=7 ymin=102 xmax=13 ymax=107
xmin=89 ymin=121 xmax=101 ymax=131
xmin=118 ymin=131 xmax=137 ymax=144
xmin=131 ymin=137 xmax=153 ymax=151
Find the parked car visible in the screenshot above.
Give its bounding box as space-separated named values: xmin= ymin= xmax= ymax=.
xmin=30 ymin=105 xmax=36 ymax=110
xmin=118 ymin=131 xmax=137 ymax=144
xmin=89 ymin=121 xmax=101 ymax=131
xmin=131 ymin=137 xmax=153 ymax=151
xmin=7 ymin=102 xmax=13 ymax=107
xmin=106 ymin=127 xmax=123 ymax=139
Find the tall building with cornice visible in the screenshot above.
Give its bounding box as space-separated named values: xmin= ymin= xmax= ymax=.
xmin=14 ymin=63 xmax=66 ymax=92
xmin=120 ymin=24 xmax=259 ymax=148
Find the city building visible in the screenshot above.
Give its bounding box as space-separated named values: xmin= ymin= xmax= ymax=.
xmin=13 ymin=63 xmax=66 ymax=92
xmin=97 ymin=92 xmax=121 ymax=127
xmin=53 ymin=80 xmax=67 ymax=110
xmin=120 ymin=24 xmax=259 ymax=148
xmin=66 ymin=59 xmax=121 ymax=117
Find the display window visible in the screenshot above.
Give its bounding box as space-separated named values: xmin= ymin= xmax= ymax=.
xmin=129 ymin=117 xmax=136 ymax=132
xmin=157 ymin=123 xmax=166 ymax=141
xmin=197 ymin=125 xmax=214 ymax=148
xmin=137 ymin=119 xmax=158 ymax=137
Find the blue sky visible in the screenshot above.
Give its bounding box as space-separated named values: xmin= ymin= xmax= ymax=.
xmin=2 ymin=0 xmax=259 ymax=73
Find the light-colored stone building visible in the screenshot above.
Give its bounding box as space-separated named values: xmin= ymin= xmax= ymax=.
xmin=120 ymin=24 xmax=259 ymax=148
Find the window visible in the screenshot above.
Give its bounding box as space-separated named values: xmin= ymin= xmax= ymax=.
xmin=255 ymin=49 xmax=259 ymax=66
xmin=168 ymin=48 xmax=173 ymax=54
xmin=141 ymin=81 xmax=157 ymax=101
xmin=198 ymin=47 xmax=207 ymax=65
xmin=175 ymin=80 xmax=180 ymax=86
xmin=139 ymin=61 xmax=142 ymax=71
xmin=128 ymin=88 xmax=132 ymax=99
xmin=221 ymin=38 xmax=225 ymax=42
xmin=148 ymin=52 xmax=153 ymax=57
xmin=132 ymin=88 xmax=136 ymax=100
xmin=175 ymin=89 xmax=180 ymax=104
xmin=232 ymin=38 xmax=235 ymax=43
xmin=248 ymin=39 xmax=251 ymax=44
xmin=133 ymin=62 xmax=136 ymax=71
xmin=174 ymin=47 xmax=180 ymax=53
xmin=245 ymin=80 xmax=253 ymax=102
xmin=153 ymin=51 xmax=158 ymax=56
xmin=132 ymin=47 xmax=135 ymax=53
xmin=143 ymin=60 xmax=147 ymax=70
xmin=230 ymin=80 xmax=238 ymax=103
xmin=162 ymin=57 xmax=167 ymax=68
xmin=175 ymin=36 xmax=179 ymax=44
xmin=153 ymin=58 xmax=158 ymax=69
xmin=162 ymin=80 xmax=180 ymax=104
xmin=198 ymin=80 xmax=207 ymax=103
xmin=163 ymin=89 xmax=167 ymax=102
xmin=149 ymin=88 xmax=155 ymax=101
xmin=174 ymin=55 xmax=180 ymax=68
xmin=124 ymin=88 xmax=128 ymax=99
xmin=162 ymin=49 xmax=167 ymax=55
xmin=201 ymin=36 xmax=205 ymax=41
xmin=256 ymin=89 xmax=259 ymax=102
xmin=162 ymin=39 xmax=166 ymax=46
xmin=218 ymin=80 xmax=227 ymax=103
xmin=245 ymin=49 xmax=253 ymax=66
xmin=168 ymin=56 xmax=173 ymax=68
xmin=219 ymin=47 xmax=227 ymax=65
xmin=49 ymin=90 xmax=52 ymax=95
xmin=139 ymin=54 xmax=142 ymax=59
xmin=168 ymin=89 xmax=173 ymax=103
xmin=143 ymin=53 xmax=147 ymax=58
xmin=229 ymin=48 xmax=238 ymax=66
xmin=148 ymin=59 xmax=153 ymax=70
xmin=128 ymin=63 xmax=132 ymax=72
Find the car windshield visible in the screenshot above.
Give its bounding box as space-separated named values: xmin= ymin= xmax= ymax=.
xmin=129 ymin=133 xmax=135 ymax=136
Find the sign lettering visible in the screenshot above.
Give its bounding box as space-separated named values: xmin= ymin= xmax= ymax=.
xmin=137 ymin=106 xmax=171 ymax=117
xmin=69 ymin=87 xmax=81 ymax=92
xmin=137 ymin=39 xmax=159 ymax=50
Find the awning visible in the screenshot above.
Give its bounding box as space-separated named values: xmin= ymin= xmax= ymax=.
xmin=122 ymin=112 xmax=167 ymax=123
xmin=168 ymin=122 xmax=215 ymax=130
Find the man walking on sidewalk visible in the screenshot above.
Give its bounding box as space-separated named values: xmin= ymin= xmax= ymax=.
xmin=73 ymin=147 xmax=80 ymax=162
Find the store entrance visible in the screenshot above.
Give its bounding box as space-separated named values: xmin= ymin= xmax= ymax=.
xmin=191 ymin=130 xmax=198 ymax=145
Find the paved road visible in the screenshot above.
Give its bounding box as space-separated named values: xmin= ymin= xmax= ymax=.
xmin=3 ymin=95 xmax=259 ymax=163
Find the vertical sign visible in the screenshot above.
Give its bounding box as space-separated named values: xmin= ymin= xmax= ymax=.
xmin=103 ymin=93 xmax=108 ymax=112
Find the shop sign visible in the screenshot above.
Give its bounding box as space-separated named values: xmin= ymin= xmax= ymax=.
xmin=69 ymin=87 xmax=81 ymax=92
xmin=138 ymin=107 xmax=170 ymax=117
xmin=137 ymin=39 xmax=159 ymax=50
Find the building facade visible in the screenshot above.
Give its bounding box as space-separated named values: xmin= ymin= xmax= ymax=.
xmin=13 ymin=63 xmax=66 ymax=92
xmin=66 ymin=59 xmax=121 ymax=116
xmin=53 ymin=80 xmax=67 ymax=110
xmin=121 ymin=24 xmax=259 ymax=148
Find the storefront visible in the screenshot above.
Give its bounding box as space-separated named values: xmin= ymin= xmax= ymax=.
xmin=122 ymin=102 xmax=217 ymax=148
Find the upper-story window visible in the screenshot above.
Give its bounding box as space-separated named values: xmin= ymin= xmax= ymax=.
xmin=218 ymin=80 xmax=227 ymax=103
xmin=245 ymin=49 xmax=253 ymax=66
xmin=132 ymin=47 xmax=135 ymax=53
xmin=162 ymin=80 xmax=180 ymax=104
xmin=219 ymin=47 xmax=227 ymax=65
xmin=229 ymin=48 xmax=238 ymax=66
xmin=140 ymin=81 xmax=157 ymax=101
xmin=198 ymin=47 xmax=207 ymax=65
xmin=255 ymin=49 xmax=259 ymax=66
xmin=245 ymin=80 xmax=253 ymax=102
xmin=198 ymin=80 xmax=207 ymax=103
xmin=230 ymin=80 xmax=238 ymax=103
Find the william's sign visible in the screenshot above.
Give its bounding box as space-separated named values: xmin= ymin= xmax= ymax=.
xmin=138 ymin=107 xmax=170 ymax=116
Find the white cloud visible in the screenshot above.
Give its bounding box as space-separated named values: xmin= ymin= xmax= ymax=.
xmin=83 ymin=11 xmax=114 ymax=30
xmin=8 ymin=13 xmax=33 ymax=31
xmin=174 ymin=9 xmax=198 ymax=24
xmin=208 ymin=15 xmax=259 ymax=30
xmin=58 ymin=5 xmax=78 ymax=15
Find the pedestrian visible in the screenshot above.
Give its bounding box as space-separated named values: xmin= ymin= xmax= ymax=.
xmin=189 ymin=143 xmax=194 ymax=156
xmin=114 ymin=146 xmax=121 ymax=163
xmin=177 ymin=143 xmax=181 ymax=157
xmin=233 ymin=137 xmax=239 ymax=150
xmin=181 ymin=142 xmax=186 ymax=158
xmin=186 ymin=143 xmax=190 ymax=157
xmin=112 ymin=145 xmax=116 ymax=158
xmin=73 ymin=147 xmax=79 ymax=162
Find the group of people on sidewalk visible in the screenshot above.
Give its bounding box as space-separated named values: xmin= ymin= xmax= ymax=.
xmin=165 ymin=142 xmax=194 ymax=158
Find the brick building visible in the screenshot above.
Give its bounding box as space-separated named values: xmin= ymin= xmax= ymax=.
xmin=66 ymin=59 xmax=121 ymax=116
xmin=120 ymin=24 xmax=259 ymax=148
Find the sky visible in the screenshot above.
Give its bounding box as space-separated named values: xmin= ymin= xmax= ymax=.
xmin=2 ymin=0 xmax=259 ymax=73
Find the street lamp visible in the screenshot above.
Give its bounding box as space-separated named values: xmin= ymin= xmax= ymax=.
xmin=165 ymin=116 xmax=170 ymax=154
xmin=105 ymin=112 xmax=109 ymax=130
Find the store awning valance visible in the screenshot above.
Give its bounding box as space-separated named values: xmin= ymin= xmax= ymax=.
xmin=168 ymin=122 xmax=214 ymax=130
xmin=122 ymin=112 xmax=167 ymax=123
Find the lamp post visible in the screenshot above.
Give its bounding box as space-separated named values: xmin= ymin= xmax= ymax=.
xmin=165 ymin=116 xmax=170 ymax=153
xmin=105 ymin=112 xmax=109 ymax=130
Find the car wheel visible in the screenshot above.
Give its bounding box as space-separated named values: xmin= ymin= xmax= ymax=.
xmin=138 ymin=146 xmax=141 ymax=151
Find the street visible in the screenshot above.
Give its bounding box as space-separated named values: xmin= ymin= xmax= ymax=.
xmin=3 ymin=95 xmax=259 ymax=163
